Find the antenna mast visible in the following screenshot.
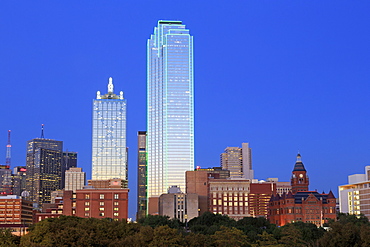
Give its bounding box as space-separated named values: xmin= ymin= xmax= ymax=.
xmin=41 ymin=124 xmax=45 ymax=139
xmin=5 ymin=130 xmax=11 ymax=168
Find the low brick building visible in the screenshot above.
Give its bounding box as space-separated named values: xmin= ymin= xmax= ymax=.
xmin=75 ymin=188 xmax=128 ymax=220
xmin=0 ymin=195 xmax=33 ymax=235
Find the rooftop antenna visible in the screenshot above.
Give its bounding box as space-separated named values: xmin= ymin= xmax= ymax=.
xmin=108 ymin=77 xmax=114 ymax=93
xmin=5 ymin=130 xmax=11 ymax=168
xmin=41 ymin=124 xmax=45 ymax=139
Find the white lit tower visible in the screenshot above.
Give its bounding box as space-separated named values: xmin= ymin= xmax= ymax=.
xmin=91 ymin=77 xmax=127 ymax=184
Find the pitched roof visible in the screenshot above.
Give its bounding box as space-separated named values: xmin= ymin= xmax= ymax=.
xmin=293 ymin=153 xmax=306 ymax=172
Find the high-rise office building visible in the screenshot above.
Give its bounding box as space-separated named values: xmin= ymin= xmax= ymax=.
xmin=25 ymin=138 xmax=63 ymax=207
xmin=221 ymin=143 xmax=253 ymax=180
xmin=92 ymin=77 xmax=127 ymax=183
xmin=65 ymin=167 xmax=86 ymax=192
xmin=11 ymin=166 xmax=27 ymax=196
xmin=137 ymin=131 xmax=147 ymax=220
xmin=61 ymin=151 xmax=77 ymax=189
xmin=147 ymin=20 xmax=194 ymax=210
xmin=0 ymin=165 xmax=12 ymax=195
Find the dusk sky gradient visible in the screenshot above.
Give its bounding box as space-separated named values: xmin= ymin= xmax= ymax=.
xmin=1 ymin=1 xmax=370 ymax=219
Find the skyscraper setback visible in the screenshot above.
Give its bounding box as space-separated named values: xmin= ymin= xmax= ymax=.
xmin=147 ymin=20 xmax=194 ymax=206
xmin=92 ymin=77 xmax=127 ymax=183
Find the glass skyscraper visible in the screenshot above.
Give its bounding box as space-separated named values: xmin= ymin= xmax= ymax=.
xmin=147 ymin=20 xmax=194 ymax=201
xmin=92 ymin=77 xmax=127 ymax=183
xmin=25 ymin=138 xmax=63 ymax=207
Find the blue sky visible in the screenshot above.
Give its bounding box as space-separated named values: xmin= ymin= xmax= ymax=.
xmin=1 ymin=1 xmax=370 ymax=219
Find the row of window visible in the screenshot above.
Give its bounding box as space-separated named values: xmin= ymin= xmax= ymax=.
xmin=84 ymin=194 xmax=120 ymax=199
xmin=84 ymin=207 xmax=120 ymax=211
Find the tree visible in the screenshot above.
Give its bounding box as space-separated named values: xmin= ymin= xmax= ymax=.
xmin=149 ymin=225 xmax=183 ymax=247
xmin=236 ymin=217 xmax=277 ymax=243
xmin=212 ymin=226 xmax=251 ymax=247
xmin=0 ymin=228 xmax=20 ymax=247
xmin=188 ymin=212 xmax=236 ymax=234
xmin=138 ymin=215 xmax=182 ymax=229
xmin=318 ymin=221 xmax=362 ymax=247
xmin=279 ymin=224 xmax=306 ymax=247
xmin=255 ymin=231 xmax=284 ymax=247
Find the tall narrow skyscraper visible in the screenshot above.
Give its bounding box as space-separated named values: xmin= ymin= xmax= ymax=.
xmin=137 ymin=131 xmax=147 ymax=220
xmin=92 ymin=77 xmax=127 ymax=183
xmin=147 ymin=20 xmax=194 ymax=209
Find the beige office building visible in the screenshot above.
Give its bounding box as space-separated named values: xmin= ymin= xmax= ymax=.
xmin=159 ymin=186 xmax=199 ymax=222
xmin=339 ymin=166 xmax=370 ymax=218
xmin=65 ymin=168 xmax=86 ymax=192
xmin=221 ymin=143 xmax=253 ymax=180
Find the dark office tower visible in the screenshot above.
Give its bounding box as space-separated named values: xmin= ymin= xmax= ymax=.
xmin=61 ymin=151 xmax=77 ymax=189
xmin=137 ymin=131 xmax=147 ymax=220
xmin=0 ymin=165 xmax=12 ymax=195
xmin=25 ymin=138 xmax=63 ymax=208
xmin=11 ymin=166 xmax=27 ymax=196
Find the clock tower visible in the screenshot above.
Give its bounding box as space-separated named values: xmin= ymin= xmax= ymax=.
xmin=291 ymin=153 xmax=309 ymax=194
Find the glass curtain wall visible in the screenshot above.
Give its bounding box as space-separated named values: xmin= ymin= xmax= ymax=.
xmin=147 ymin=20 xmax=194 ymax=198
xmin=92 ymin=78 xmax=127 ymax=182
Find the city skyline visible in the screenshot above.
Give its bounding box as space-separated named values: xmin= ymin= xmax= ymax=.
xmin=1 ymin=1 xmax=370 ymax=219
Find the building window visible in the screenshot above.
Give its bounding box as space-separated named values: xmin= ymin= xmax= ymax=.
xmin=114 ymin=194 xmax=119 ymax=199
xmin=99 ymin=213 xmax=104 ymax=217
xmin=114 ymin=207 xmax=119 ymax=211
xmin=114 ymin=202 xmax=119 ymax=206
xmin=100 ymin=202 xmax=104 ymax=206
xmin=85 ymin=194 xmax=90 ymax=199
xmin=85 ymin=202 xmax=89 ymax=206
xmin=85 ymin=207 xmax=89 ymax=211
xmin=85 ymin=213 xmax=89 ymax=217
xmin=113 ymin=212 xmax=119 ymax=217
xmin=100 ymin=194 xmax=105 ymax=199
xmin=99 ymin=208 xmax=104 ymax=211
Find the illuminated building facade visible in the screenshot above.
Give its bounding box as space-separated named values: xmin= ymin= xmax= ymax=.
xmin=92 ymin=77 xmax=127 ymax=183
xmin=11 ymin=166 xmax=27 ymax=196
xmin=61 ymin=151 xmax=77 ymax=189
xmin=339 ymin=166 xmax=370 ymax=218
xmin=186 ymin=167 xmax=230 ymax=215
xmin=268 ymin=154 xmax=336 ymax=226
xmin=147 ymin=21 xmax=194 ymax=206
xmin=0 ymin=165 xmax=12 ymax=195
xmin=65 ymin=167 xmax=86 ymax=192
xmin=25 ymin=138 xmax=63 ymax=207
xmin=221 ymin=143 xmax=253 ymax=180
xmin=137 ymin=131 xmax=147 ymax=219
xmin=0 ymin=195 xmax=33 ymax=234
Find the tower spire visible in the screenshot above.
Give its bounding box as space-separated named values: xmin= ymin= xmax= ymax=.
xmin=41 ymin=124 xmax=45 ymax=139
xmin=108 ymin=77 xmax=114 ymax=93
xmin=5 ymin=130 xmax=11 ymax=167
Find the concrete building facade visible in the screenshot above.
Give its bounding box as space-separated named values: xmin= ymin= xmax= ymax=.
xmin=65 ymin=167 xmax=86 ymax=192
xmin=159 ymin=186 xmax=199 ymax=223
xmin=220 ymin=143 xmax=253 ymax=180
xmin=339 ymin=166 xmax=370 ymax=218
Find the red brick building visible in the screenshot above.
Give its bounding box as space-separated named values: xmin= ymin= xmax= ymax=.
xmin=268 ymin=154 xmax=336 ymax=226
xmin=35 ymin=180 xmax=129 ymax=222
xmin=75 ymin=188 xmax=128 ymax=220
xmin=0 ymin=195 xmax=33 ymax=235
